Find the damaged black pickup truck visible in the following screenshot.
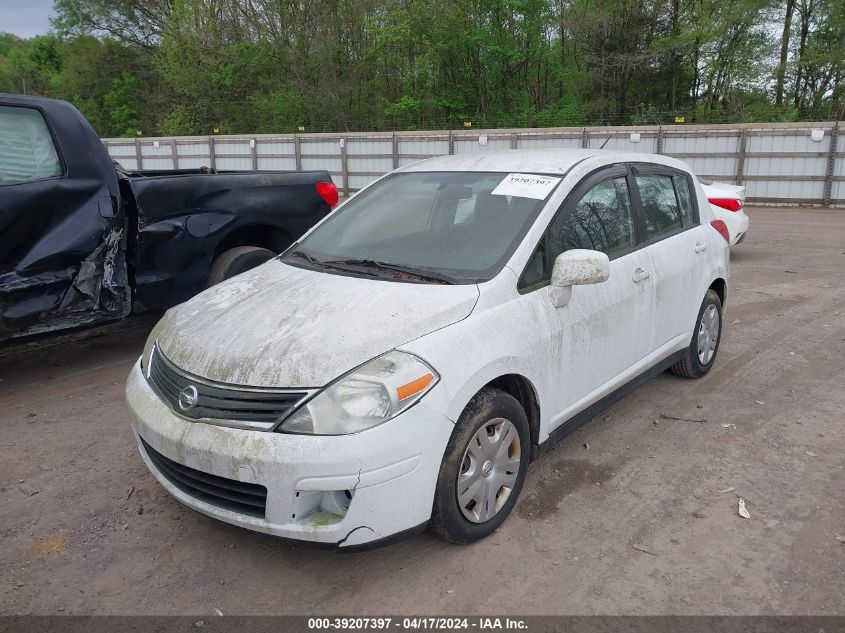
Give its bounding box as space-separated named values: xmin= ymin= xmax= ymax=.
xmin=0 ymin=94 xmax=337 ymax=342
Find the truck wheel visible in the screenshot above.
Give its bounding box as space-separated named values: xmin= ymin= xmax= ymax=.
xmin=207 ymin=246 xmax=276 ymax=287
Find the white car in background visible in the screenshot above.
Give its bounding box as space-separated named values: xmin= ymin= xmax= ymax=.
xmin=702 ymin=182 xmax=749 ymax=246
xmin=126 ymin=150 xmax=730 ymax=548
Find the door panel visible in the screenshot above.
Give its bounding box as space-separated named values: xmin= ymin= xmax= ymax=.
xmin=549 ymin=248 xmax=654 ymax=422
xmin=647 ymin=228 xmax=708 ymax=347
xmin=521 ymin=167 xmax=657 ymax=434
xmin=0 ymin=102 xmax=129 ymax=341
xmin=632 ymin=169 xmax=708 ymax=348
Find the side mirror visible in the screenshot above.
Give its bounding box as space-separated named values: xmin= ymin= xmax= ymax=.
xmin=549 ymin=249 xmax=610 ymax=308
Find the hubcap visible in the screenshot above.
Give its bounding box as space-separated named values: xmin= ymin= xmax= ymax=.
xmin=697 ymin=304 xmax=720 ymax=365
xmin=457 ymin=418 xmax=521 ymax=524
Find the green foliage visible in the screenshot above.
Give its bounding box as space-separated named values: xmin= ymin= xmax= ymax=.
xmin=103 ymin=71 xmax=142 ymax=136
xmin=0 ymin=0 xmax=842 ymax=135
xmin=631 ymin=105 xmax=666 ymax=126
xmin=159 ymin=105 xmax=202 ymax=135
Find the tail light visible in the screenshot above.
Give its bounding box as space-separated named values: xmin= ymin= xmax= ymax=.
xmin=710 ymin=220 xmax=730 ymax=243
xmin=709 ymin=197 xmax=743 ymax=212
xmin=316 ymin=181 xmax=339 ymax=208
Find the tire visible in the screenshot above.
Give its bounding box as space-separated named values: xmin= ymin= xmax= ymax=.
xmin=430 ymin=388 xmax=530 ymax=543
xmin=206 ymin=246 xmax=276 ymax=287
xmin=670 ymin=289 xmax=723 ymax=379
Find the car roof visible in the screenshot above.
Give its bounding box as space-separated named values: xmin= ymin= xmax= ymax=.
xmin=396 ymin=148 xmax=673 ymax=175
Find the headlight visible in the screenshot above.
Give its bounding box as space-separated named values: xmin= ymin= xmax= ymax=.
xmin=277 ymin=351 xmax=439 ymax=435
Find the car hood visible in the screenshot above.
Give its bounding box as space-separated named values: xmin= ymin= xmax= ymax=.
xmin=156 ymin=260 xmax=479 ymax=388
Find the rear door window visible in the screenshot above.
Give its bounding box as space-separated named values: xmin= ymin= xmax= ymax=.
xmin=0 ymin=106 xmax=62 ymax=185
xmin=635 ymin=174 xmax=683 ymax=239
xmin=672 ymin=174 xmax=696 ymax=227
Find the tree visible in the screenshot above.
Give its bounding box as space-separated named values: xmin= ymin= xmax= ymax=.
xmin=776 ymin=0 xmax=795 ymax=106
xmin=0 ymin=0 xmax=838 ymax=136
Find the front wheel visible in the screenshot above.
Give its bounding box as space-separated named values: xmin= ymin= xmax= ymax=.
xmin=430 ymin=388 xmax=530 ymax=543
xmin=670 ymin=289 xmax=723 ymax=378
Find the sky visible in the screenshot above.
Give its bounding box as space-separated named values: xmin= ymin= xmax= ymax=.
xmin=0 ymin=0 xmax=56 ymax=38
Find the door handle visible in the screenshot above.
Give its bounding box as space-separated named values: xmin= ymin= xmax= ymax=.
xmin=632 ymin=268 xmax=650 ymax=283
xmin=695 ymin=242 xmax=708 ymax=253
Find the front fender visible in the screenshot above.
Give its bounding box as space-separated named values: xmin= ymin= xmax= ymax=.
xmin=399 ymin=291 xmax=553 ymax=440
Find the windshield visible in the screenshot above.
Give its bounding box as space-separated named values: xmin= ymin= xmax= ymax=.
xmin=283 ymin=171 xmax=556 ymax=284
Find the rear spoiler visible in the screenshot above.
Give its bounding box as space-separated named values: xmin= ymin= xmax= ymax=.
xmin=701 ymin=181 xmax=746 ymax=201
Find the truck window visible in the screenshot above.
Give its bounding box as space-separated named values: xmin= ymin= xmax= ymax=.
xmin=0 ymin=106 xmax=63 ymax=185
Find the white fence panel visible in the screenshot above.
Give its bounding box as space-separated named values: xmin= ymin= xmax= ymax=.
xmin=745 ymin=155 xmax=827 ymax=177
xmin=215 ymin=157 xmax=253 ymax=171
xmin=257 ymin=157 xmax=297 ymax=170
xmin=111 ymin=157 xmax=138 ymax=170
xmin=347 ymin=156 xmax=394 ymax=174
xmin=138 ymin=158 xmax=173 ymax=170
xmin=397 ymin=137 xmax=449 ymax=156
xmin=587 ymin=133 xmax=658 ymax=153
xmin=257 ymin=139 xmax=294 ymax=155
xmin=214 ymin=141 xmax=251 ymax=155
xmin=139 ymin=141 xmax=172 ymax=157
xmin=177 ymin=142 xmax=210 ymax=156
xmin=517 ymin=135 xmax=581 ymax=149
xmin=745 ymin=179 xmax=823 ymax=201
xmin=102 ymin=121 xmax=843 ymax=205
xmin=663 ymin=133 xmax=739 ymax=154
xmin=347 ymin=138 xmax=392 ymax=155
xmin=453 ymin=136 xmax=512 ymax=153
xmin=300 ymin=139 xmax=342 ymax=155
xmin=676 ymin=156 xmax=737 ymax=181
xmin=176 ymin=157 xmax=207 ymax=169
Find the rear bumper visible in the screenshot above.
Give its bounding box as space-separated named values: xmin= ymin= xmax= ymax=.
xmin=125 ymin=360 xmax=454 ymax=547
xmin=724 ymin=210 xmax=750 ymax=246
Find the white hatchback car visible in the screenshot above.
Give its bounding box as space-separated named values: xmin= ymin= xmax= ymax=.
xmin=126 ymin=149 xmax=730 ymax=548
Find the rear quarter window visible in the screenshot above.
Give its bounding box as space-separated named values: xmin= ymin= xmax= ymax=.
xmin=0 ymin=106 xmax=62 ymax=185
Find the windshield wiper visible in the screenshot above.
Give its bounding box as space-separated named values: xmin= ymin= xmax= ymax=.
xmin=322 ymin=258 xmax=454 ymax=284
xmin=287 ymin=250 xmax=385 ymax=278
xmin=286 ymin=249 xmax=348 ymax=270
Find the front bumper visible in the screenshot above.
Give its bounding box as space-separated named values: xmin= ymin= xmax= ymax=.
xmin=125 ymin=360 xmax=454 ymax=547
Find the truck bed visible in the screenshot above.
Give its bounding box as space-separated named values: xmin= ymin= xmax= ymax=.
xmin=122 ymin=169 xmax=334 ymax=312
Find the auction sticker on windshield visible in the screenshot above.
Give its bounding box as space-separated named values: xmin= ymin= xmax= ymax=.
xmin=491 ymin=173 xmax=562 ymax=200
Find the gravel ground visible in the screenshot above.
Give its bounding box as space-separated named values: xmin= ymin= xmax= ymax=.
xmin=1 ymin=207 xmax=843 ymax=615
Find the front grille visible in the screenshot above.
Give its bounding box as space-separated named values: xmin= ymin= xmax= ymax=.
xmin=141 ymin=436 xmax=267 ymax=518
xmin=148 ymin=345 xmax=308 ymax=431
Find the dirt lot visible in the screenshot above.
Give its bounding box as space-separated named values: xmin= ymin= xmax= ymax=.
xmin=1 ymin=208 xmax=843 ymax=616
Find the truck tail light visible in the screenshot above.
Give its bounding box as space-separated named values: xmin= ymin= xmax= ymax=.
xmin=710 ymin=220 xmax=730 ymax=243
xmin=709 ymin=197 xmax=743 ymax=212
xmin=316 ymin=181 xmax=339 ymax=208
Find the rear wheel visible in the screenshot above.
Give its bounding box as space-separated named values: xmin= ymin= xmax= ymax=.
xmin=430 ymin=388 xmax=530 ymax=543
xmin=670 ymin=289 xmax=723 ymax=378
xmin=206 ymin=246 xmax=276 ymax=287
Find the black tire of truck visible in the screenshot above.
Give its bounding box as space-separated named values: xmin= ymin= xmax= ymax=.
xmin=206 ymin=246 xmax=277 ymax=287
